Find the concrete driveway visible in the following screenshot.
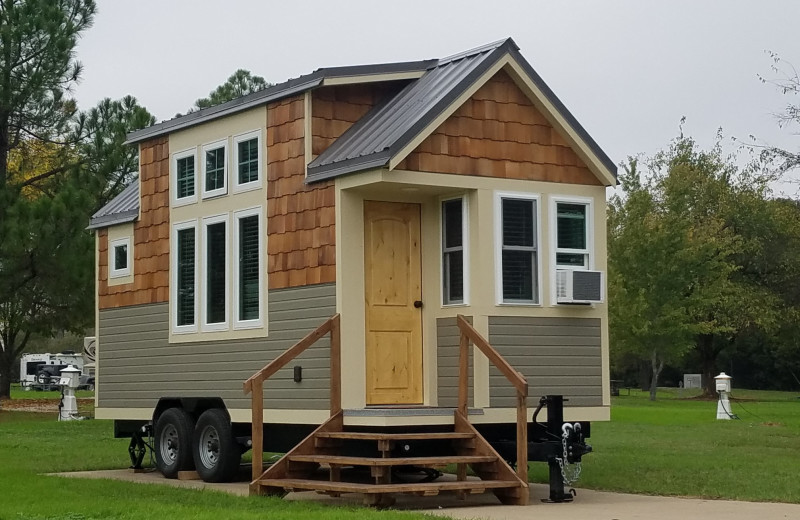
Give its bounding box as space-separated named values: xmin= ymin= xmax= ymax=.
xmin=57 ymin=469 xmax=800 ymax=520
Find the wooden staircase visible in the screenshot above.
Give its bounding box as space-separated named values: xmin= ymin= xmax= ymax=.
xmin=244 ymin=314 xmax=530 ymax=506
xmin=250 ymin=411 xmax=527 ymax=505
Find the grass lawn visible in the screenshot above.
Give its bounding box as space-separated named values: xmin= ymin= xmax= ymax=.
xmin=0 ymin=411 xmax=435 ymax=520
xmin=528 ymin=387 xmax=800 ymax=503
xmin=2 ymin=386 xmax=799 ymax=519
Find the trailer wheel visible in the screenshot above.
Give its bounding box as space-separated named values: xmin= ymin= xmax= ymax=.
xmin=154 ymin=407 xmax=195 ymax=478
xmin=192 ymin=408 xmax=241 ymax=483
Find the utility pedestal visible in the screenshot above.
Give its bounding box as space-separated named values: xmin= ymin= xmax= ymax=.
xmin=715 ymin=372 xmax=733 ymax=420
xmin=58 ymin=365 xmax=81 ymax=421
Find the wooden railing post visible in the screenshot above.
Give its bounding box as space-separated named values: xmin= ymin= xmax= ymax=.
xmin=330 ymin=314 xmax=341 ymax=415
xmin=516 ymin=391 xmax=528 ymax=484
xmin=457 ymin=316 xmax=469 ymax=417
xmin=456 ymin=313 xmax=529 ymax=494
xmin=243 ymin=314 xmax=341 ymax=487
xmin=251 ymin=380 xmax=264 ymax=484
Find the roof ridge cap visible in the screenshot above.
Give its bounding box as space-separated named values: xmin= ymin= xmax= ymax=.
xmin=437 ymin=37 xmax=517 ymax=66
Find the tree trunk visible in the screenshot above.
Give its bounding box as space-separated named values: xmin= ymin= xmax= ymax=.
xmin=0 ymin=348 xmax=12 ymax=398
xmin=639 ymin=360 xmax=649 ymax=391
xmin=698 ymin=333 xmax=719 ymax=397
xmin=649 ymin=349 xmax=664 ymax=401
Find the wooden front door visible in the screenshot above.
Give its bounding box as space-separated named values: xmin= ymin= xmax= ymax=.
xmin=364 ymin=201 xmax=423 ymax=405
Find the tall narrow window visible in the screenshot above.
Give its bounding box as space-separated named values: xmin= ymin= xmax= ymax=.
xmin=176 ymin=227 xmax=196 ymax=328
xmin=237 ymin=213 xmax=261 ymax=324
xmin=442 ymin=198 xmax=465 ymax=305
xmin=556 ymin=202 xmax=589 ymax=268
xmin=205 ymin=219 xmax=227 ymax=326
xmin=176 ymin=154 xmax=195 ymax=200
xmin=499 ymin=196 xmax=538 ymax=303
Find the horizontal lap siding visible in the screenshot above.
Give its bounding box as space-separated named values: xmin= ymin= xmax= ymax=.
xmin=488 ymin=316 xmax=602 ymax=407
xmin=437 ymin=317 xmax=472 ymax=407
xmin=98 ymin=283 xmax=336 ymax=411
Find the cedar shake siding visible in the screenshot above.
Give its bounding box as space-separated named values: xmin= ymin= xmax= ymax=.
xmin=311 ymin=83 xmax=400 ymax=159
xmin=488 ymin=316 xmax=603 ymax=407
xmin=98 ymin=283 xmax=336 ymax=410
xmin=267 ymin=95 xmax=336 ymax=289
xmin=397 ymin=70 xmax=602 ymax=186
xmin=98 ymin=137 xmax=169 ymax=309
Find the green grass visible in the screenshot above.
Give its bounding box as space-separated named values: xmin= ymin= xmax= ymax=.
xmin=528 ymin=388 xmax=800 ymax=502
xmin=0 ymin=412 xmax=435 ymax=519
xmin=10 ymin=383 xmax=95 ymax=400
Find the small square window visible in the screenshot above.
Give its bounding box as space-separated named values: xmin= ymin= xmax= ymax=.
xmin=555 ymin=202 xmax=589 ymax=269
xmin=109 ymin=237 xmax=131 ymax=278
xmin=234 ymin=131 xmax=262 ymax=191
xmin=173 ymin=149 xmax=197 ymax=206
xmin=202 ymin=141 xmax=228 ymax=199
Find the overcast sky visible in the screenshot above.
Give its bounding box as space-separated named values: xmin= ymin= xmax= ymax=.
xmin=74 ymin=1 xmax=799 ymax=191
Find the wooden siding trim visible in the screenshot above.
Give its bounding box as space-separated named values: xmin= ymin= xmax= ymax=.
xmin=396 ymin=70 xmax=602 ymax=186
xmin=99 ymin=137 xmax=170 ymax=309
xmin=268 ymin=95 xmax=335 ymax=289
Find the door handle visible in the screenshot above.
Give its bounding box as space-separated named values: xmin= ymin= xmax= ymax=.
xmin=414 ymin=300 xmax=423 ymax=309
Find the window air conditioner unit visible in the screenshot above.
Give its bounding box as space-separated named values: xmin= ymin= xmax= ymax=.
xmin=556 ymin=269 xmax=604 ymax=304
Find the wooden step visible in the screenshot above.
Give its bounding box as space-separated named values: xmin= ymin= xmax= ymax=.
xmin=287 ymin=454 xmax=496 ymax=467
xmin=257 ymin=478 xmax=521 ymax=495
xmin=315 ymin=432 xmax=475 ymax=441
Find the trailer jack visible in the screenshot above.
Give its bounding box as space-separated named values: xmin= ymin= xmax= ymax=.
xmin=490 ymin=394 xmax=592 ymax=504
xmin=128 ymin=424 xmax=153 ymax=470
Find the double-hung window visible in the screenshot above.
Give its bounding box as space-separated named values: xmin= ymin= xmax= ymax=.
xmin=202 ymin=140 xmax=227 ymax=198
xmin=172 ymin=221 xmax=198 ymax=333
xmin=109 ymin=237 xmax=131 ymax=278
xmin=442 ymin=197 xmax=468 ymax=305
xmin=173 ymin=150 xmax=197 ymax=205
xmin=496 ymin=193 xmax=540 ymax=304
xmin=554 ymin=199 xmax=591 ymax=269
xmin=234 ymin=207 xmax=263 ymax=328
xmin=234 ymin=131 xmax=262 ymax=191
xmin=202 ymin=215 xmax=229 ymax=331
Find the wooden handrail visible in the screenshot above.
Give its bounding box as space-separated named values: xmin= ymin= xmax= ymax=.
xmin=244 ymin=313 xmax=341 ymax=484
xmin=456 ymin=314 xmax=529 ymax=486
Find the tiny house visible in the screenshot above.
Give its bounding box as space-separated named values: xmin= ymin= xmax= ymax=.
xmin=90 ymin=38 xmax=615 ymax=505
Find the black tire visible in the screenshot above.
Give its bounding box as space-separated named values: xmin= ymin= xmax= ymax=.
xmin=36 ymin=372 xmax=51 ymax=385
xmin=192 ymin=408 xmax=241 ymax=483
xmin=154 ymin=407 xmax=195 ymax=478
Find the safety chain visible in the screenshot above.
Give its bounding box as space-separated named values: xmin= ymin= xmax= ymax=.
xmin=555 ymin=423 xmax=582 ymax=485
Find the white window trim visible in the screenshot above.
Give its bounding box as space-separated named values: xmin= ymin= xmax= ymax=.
xmin=440 ymin=195 xmax=470 ymax=307
xmin=233 ymin=130 xmax=263 ymax=193
xmin=550 ymin=195 xmax=594 ymax=305
xmin=494 ymin=191 xmax=542 ymax=306
xmin=233 ymin=206 xmax=264 ymax=329
xmin=201 ymin=213 xmax=230 ymax=332
xmin=171 ymin=219 xmax=198 ymax=334
xmin=201 ymin=139 xmax=229 ymax=199
xmin=172 ymin=148 xmax=197 ymax=207
xmin=109 ymin=237 xmax=131 ymax=278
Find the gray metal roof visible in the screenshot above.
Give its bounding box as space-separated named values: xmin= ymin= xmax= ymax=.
xmin=125 ymin=60 xmax=436 ymax=145
xmin=306 ymin=38 xmax=617 ymax=183
xmin=87 ymin=181 xmax=139 ymax=230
